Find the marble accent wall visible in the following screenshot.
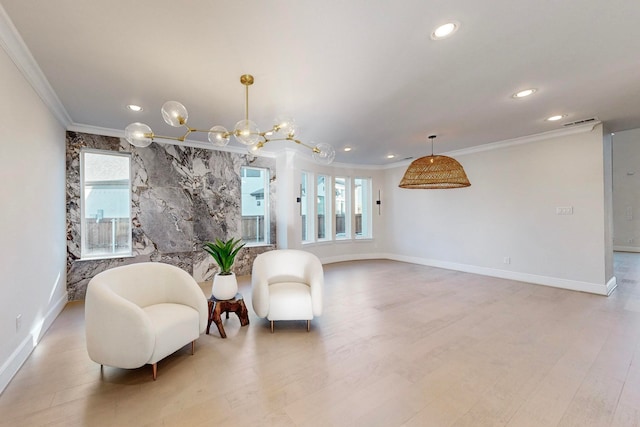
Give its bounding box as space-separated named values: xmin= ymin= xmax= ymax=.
xmin=66 ymin=131 xmax=276 ymax=300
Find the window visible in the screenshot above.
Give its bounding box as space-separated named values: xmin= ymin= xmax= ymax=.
xmin=81 ymin=149 xmax=132 ymax=259
xmin=301 ymin=172 xmax=312 ymax=243
xmin=354 ymin=178 xmax=372 ymax=238
xmin=335 ymin=177 xmax=350 ymax=239
xmin=302 ymin=174 xmax=373 ymax=243
xmin=317 ymin=175 xmax=330 ymax=240
xmin=241 ymin=166 xmax=270 ymax=245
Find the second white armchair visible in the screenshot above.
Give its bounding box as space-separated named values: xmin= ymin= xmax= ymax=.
xmin=251 ymin=249 xmax=324 ymax=332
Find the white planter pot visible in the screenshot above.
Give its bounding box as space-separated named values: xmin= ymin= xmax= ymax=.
xmin=212 ymin=272 xmax=238 ymax=300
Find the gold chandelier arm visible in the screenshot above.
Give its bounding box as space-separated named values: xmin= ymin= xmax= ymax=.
xmin=262 ymin=136 xmax=318 ymax=152
xmin=147 ymin=133 xmax=186 ymax=143
xmin=186 ymin=127 xmax=233 ymax=139
xmin=151 ymin=125 xmax=194 ymax=143
xmin=289 ymin=138 xmax=318 ymax=152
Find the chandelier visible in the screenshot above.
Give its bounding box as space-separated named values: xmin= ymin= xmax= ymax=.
xmin=399 ymin=135 xmax=471 ymax=189
xmin=124 ymin=74 xmax=336 ymax=164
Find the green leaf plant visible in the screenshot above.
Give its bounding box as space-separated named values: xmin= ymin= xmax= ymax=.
xmin=203 ymin=238 xmax=246 ymax=275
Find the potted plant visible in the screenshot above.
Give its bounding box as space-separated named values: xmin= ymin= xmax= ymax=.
xmin=203 ymin=237 xmax=246 ymax=300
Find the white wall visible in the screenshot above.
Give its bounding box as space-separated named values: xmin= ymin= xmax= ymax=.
xmin=382 ymin=124 xmax=614 ymax=295
xmin=612 ymin=128 xmax=640 ymax=252
xmin=0 ymin=44 xmax=67 ymax=393
xmin=276 ymin=149 xmax=386 ymax=263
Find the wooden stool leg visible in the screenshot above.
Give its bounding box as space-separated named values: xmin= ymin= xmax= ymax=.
xmin=237 ymin=299 xmax=250 ymax=327
xmin=212 ymin=302 xmax=227 ymax=338
xmin=206 ymin=300 xmax=214 ymax=335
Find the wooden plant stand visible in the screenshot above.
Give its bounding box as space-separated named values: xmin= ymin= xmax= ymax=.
xmin=206 ymin=293 xmax=250 ymax=338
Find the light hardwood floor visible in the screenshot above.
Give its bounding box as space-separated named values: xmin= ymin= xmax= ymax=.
xmin=1 ymin=255 xmax=640 ymax=427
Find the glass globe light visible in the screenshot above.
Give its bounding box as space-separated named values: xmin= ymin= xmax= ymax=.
xmin=124 ymin=122 xmax=153 ymax=147
xmin=312 ymin=142 xmax=336 ymax=165
xmin=275 ymin=115 xmax=296 ymax=137
xmin=161 ymin=101 xmax=188 ymax=127
xmin=233 ymin=119 xmax=261 ymax=146
xmin=208 ymin=125 xmax=230 ymax=147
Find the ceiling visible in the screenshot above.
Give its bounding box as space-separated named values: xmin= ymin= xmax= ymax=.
xmin=2 ymin=0 xmax=640 ymax=165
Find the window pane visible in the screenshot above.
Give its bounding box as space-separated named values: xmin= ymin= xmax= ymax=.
xmin=355 ymin=178 xmax=372 ymax=238
xmin=335 ymin=177 xmax=350 ymax=239
xmin=317 ymin=175 xmax=329 ymax=240
xmin=81 ymin=150 xmax=132 ymax=259
xmin=301 ymin=172 xmax=312 ymax=243
xmin=241 ymin=166 xmax=270 ymax=245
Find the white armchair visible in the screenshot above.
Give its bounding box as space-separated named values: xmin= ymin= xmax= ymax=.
xmin=85 ymin=262 xmax=208 ymax=380
xmin=251 ymin=249 xmax=323 ymax=332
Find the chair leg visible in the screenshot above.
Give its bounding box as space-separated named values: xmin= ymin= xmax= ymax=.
xmin=191 ymin=340 xmax=195 ymax=355
xmin=270 ymin=320 xmax=274 ymax=333
xmin=307 ymin=320 xmax=310 ymax=332
xmin=152 ymin=363 xmax=158 ymax=381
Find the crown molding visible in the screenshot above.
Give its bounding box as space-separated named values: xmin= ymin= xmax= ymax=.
xmin=0 ymin=4 xmax=72 ymax=127
xmin=445 ymin=121 xmax=601 ymax=157
xmin=380 ymin=121 xmax=602 ymax=170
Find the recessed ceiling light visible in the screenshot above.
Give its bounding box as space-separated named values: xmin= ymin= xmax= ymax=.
xmin=431 ymin=21 xmax=460 ymax=40
xmin=387 ymin=154 xmax=395 ymax=159
xmin=512 ymin=88 xmax=537 ymax=98
xmin=546 ymin=114 xmax=566 ymax=122
xmin=344 ymin=147 xmax=352 ymax=152
xmin=127 ymin=104 xmax=143 ymax=112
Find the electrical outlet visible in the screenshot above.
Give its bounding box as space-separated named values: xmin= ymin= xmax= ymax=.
xmin=503 ymin=257 xmax=511 ymax=264
xmin=16 ymin=314 xmax=22 ymax=332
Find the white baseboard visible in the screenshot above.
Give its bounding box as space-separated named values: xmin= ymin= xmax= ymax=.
xmin=366 ymin=253 xmax=613 ymax=296
xmin=0 ymin=292 xmax=68 ymax=395
xmin=319 ymin=252 xmax=388 ymax=265
xmin=605 ymin=276 xmax=618 ymax=296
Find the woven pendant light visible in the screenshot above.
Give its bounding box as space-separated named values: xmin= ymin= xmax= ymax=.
xmin=399 ymin=135 xmax=471 ymax=189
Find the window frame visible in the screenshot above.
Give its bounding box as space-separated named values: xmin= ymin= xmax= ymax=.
xmin=240 ymin=166 xmax=271 ymax=246
xmin=80 ymin=148 xmax=133 ymax=260
xmin=300 ymin=171 xmax=314 ymax=244
xmin=334 ymin=176 xmax=351 ymax=240
xmin=354 ymin=177 xmax=372 ymax=239
xmin=316 ymin=174 xmax=331 ymax=242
